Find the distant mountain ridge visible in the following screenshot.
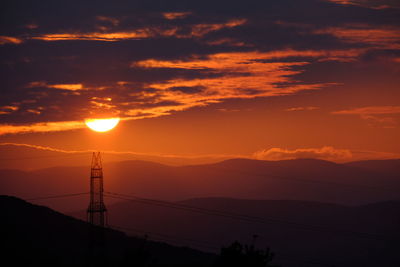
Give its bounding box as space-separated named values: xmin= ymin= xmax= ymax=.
xmin=0 ymin=143 xmax=229 ymax=170
xmin=0 ymin=158 xmax=399 ymax=213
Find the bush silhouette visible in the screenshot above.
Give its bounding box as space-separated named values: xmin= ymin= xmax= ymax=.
xmin=214 ymin=241 xmax=280 ymax=267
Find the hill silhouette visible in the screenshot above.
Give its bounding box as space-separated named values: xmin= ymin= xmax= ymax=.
xmin=71 ymin=197 xmax=400 ymax=267
xmin=1 ymin=195 xmax=215 ymax=266
xmin=0 ymin=158 xmax=399 ymax=213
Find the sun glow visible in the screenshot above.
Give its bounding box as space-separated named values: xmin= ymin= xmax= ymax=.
xmin=84 ymin=117 xmax=120 ymax=132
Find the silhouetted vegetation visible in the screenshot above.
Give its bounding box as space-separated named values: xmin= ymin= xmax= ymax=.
xmin=2 ymin=196 xmax=215 ymax=267
xmin=214 ymin=241 xmax=280 ymax=267
xmin=119 ymin=236 xmax=156 ymax=267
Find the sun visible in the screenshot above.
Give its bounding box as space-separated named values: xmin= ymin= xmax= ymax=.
xmin=85 ymin=117 xmax=120 ymax=132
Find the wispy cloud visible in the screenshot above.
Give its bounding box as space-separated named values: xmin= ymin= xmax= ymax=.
xmin=0 ymin=106 xmax=19 ymax=115
xmin=285 ymin=106 xmax=319 ymax=112
xmin=315 ymin=25 xmax=400 ymax=49
xmin=332 ymin=106 xmax=400 ymax=127
xmin=0 ymin=142 xmax=238 ymax=163
xmin=96 ymin=16 xmax=120 ymax=26
xmin=28 ymin=82 xmax=84 ymax=91
xmin=0 ymin=50 xmax=335 ymax=135
xmin=130 ymin=51 xmax=330 ymax=118
xmin=0 ymin=36 xmax=23 ymax=45
xmin=0 ymin=142 xmax=86 ymax=153
xmin=0 ymin=121 xmax=85 ymax=135
xmin=162 ymin=12 xmax=192 ymax=20
xmin=29 ymin=18 xmax=247 ymax=42
xmin=332 ymin=105 xmax=400 ymax=115
xmin=31 ymin=32 xmax=150 ymax=41
xmin=326 ymin=0 xmax=399 ymax=9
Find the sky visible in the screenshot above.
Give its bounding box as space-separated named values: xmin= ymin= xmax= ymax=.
xmin=0 ymin=0 xmax=400 ymax=163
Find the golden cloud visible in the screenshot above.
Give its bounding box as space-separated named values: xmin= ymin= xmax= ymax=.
xmin=253 ymin=146 xmax=400 ymax=162
xmin=30 ymin=18 xmax=247 ymax=42
xmin=50 ymin=84 xmax=83 ymax=90
xmin=134 ymin=51 xmax=329 ymax=98
xmin=32 ymin=32 xmax=151 ymax=41
xmin=27 ymin=82 xmax=84 ymax=91
xmin=0 ymin=36 xmax=23 ymax=45
xmin=0 ymin=120 xmax=85 ymax=135
xmin=0 ymin=105 xmax=19 ymax=115
xmin=253 ymin=146 xmax=353 ymax=162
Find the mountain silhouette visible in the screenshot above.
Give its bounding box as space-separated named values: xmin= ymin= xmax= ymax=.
xmin=0 ymin=158 xmax=399 ymax=213
xmin=0 ymin=144 xmax=227 ymax=170
xmin=345 ymin=159 xmax=400 ymax=176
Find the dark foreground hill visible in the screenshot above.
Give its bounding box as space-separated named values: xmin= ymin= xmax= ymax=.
xmin=1 ymin=195 xmax=215 ymax=267
xmin=0 ymin=158 xmax=399 ymax=213
xmin=72 ymin=197 xmax=400 ymax=267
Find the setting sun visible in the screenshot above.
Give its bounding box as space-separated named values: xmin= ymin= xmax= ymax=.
xmin=84 ymin=117 xmax=120 ymax=132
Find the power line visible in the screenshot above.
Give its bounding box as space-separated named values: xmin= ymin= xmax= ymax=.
xmin=22 ymin=191 xmax=396 ymax=243
xmin=108 ymin=224 xmax=340 ymax=267
xmin=26 ymin=192 xmax=89 ymax=201
xmin=109 ymin=224 xmax=220 ymax=250
xmin=104 ymin=191 xmax=396 ymax=243
xmin=19 ymin=192 xmax=381 ymax=266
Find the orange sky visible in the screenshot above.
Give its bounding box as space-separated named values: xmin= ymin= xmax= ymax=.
xmin=0 ymin=0 xmax=399 ymax=163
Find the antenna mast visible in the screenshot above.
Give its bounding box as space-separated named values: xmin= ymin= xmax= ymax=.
xmin=87 ymin=152 xmax=107 ymax=227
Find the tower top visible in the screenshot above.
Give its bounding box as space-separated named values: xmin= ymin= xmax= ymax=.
xmin=91 ymin=151 xmax=102 ymax=170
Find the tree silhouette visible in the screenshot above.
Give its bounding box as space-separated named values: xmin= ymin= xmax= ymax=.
xmin=214 ymin=241 xmax=280 ymax=267
xmin=119 ymin=236 xmax=154 ymax=267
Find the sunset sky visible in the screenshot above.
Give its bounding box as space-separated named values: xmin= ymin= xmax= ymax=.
xmin=1 ymin=0 xmax=400 ymax=163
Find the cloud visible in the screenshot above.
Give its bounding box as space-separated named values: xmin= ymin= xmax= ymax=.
xmin=0 ymin=142 xmax=85 ymax=153
xmin=28 ymin=82 xmax=84 ymax=91
xmin=332 ymin=105 xmax=400 ymax=115
xmin=0 ymin=49 xmax=335 ymax=134
xmin=31 ymin=32 xmax=151 ymax=41
xmin=28 ymin=18 xmax=247 ymax=42
xmin=163 ymin=12 xmax=192 ymax=20
xmin=50 ymin=84 xmax=83 ymax=91
xmin=0 ymin=120 xmax=85 ymax=135
xmin=0 ymin=106 xmax=19 ymax=115
xmin=285 ymin=106 xmax=319 ymax=111
xmin=253 ymin=146 xmax=353 ymax=162
xmin=96 ymin=16 xmax=120 ymax=26
xmin=0 ymin=36 xmax=23 ymax=45
xmin=326 ymin=0 xmax=400 ymax=9
xmin=1 ymin=142 xmax=399 ymax=164
xmin=0 ymin=142 xmax=238 ymax=164
xmin=254 ymin=146 xmax=400 ymax=162
xmin=315 ymin=25 xmax=400 ymax=49
xmin=332 ymin=106 xmax=400 ymax=127
xmin=130 ymin=51 xmax=330 ymax=116
xmin=1 ymin=0 xmax=399 ymax=137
